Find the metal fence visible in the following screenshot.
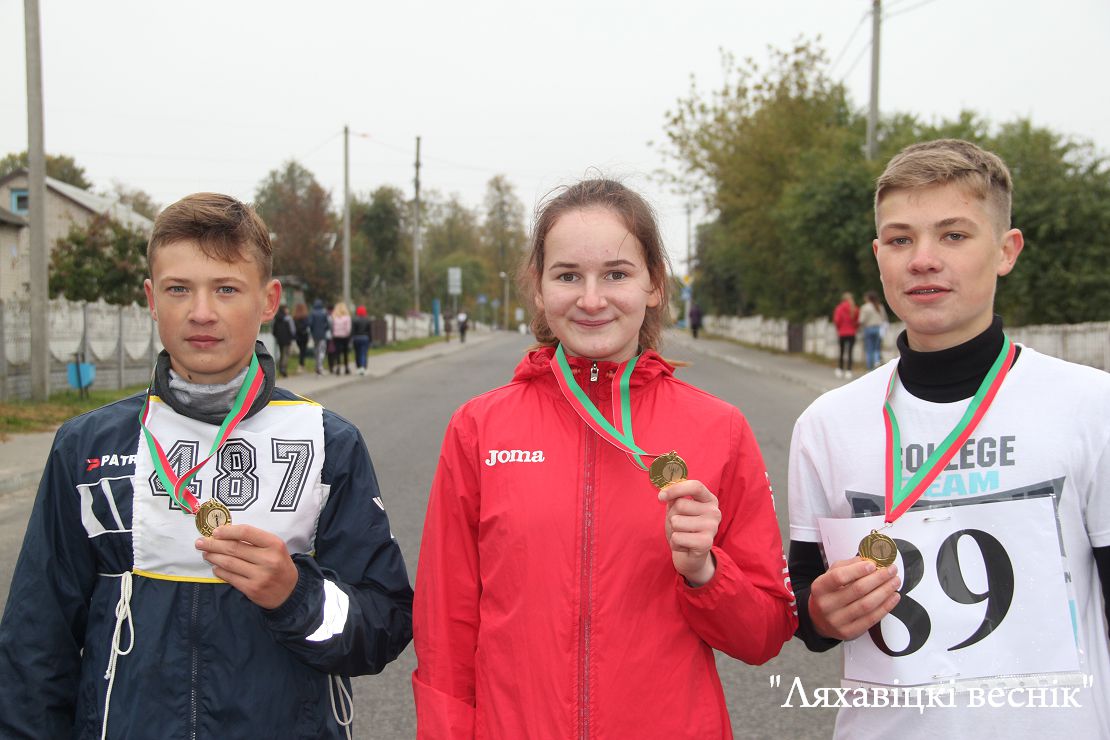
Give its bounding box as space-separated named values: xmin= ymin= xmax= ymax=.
xmin=701 ymin=314 xmax=1110 ymax=371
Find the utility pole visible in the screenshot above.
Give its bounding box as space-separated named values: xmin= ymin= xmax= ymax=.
xmin=413 ymin=136 xmax=421 ymax=313
xmin=866 ymin=0 xmax=881 ymax=160
xmin=685 ymin=202 xmax=693 ymax=327
xmin=25 ymin=0 xmax=48 ymax=400
xmin=342 ymin=124 xmax=351 ymax=306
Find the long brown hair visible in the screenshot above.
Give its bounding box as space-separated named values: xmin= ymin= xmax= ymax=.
xmin=519 ymin=179 xmax=672 ymax=351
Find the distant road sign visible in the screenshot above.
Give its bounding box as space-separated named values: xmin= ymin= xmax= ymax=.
xmin=447 ymin=266 xmax=462 ymax=296
xmin=477 ymin=293 xmax=487 ymax=305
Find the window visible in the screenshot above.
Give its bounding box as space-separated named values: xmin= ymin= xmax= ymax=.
xmin=11 ymin=189 xmax=28 ymax=215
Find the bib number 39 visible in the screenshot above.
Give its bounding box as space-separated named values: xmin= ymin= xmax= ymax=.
xmin=869 ymin=529 xmax=1015 ymax=657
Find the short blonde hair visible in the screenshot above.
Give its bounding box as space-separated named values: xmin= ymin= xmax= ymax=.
xmin=875 ymin=139 xmax=1013 ymax=235
xmin=148 ymin=193 xmax=273 ymax=280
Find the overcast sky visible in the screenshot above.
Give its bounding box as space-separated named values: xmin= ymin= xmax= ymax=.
xmin=2 ymin=0 xmax=1107 ymax=276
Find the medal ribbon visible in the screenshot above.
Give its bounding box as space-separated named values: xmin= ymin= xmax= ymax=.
xmin=551 ymin=344 xmax=651 ymax=470
xmin=138 ymin=354 xmax=264 ymax=514
xmin=883 ymin=334 xmax=1015 ymax=523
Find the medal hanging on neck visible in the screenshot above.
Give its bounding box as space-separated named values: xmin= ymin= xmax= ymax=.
xmin=551 ymin=344 xmax=687 ymax=489
xmin=859 ymin=334 xmax=1016 ymax=566
xmin=138 ymin=354 xmax=264 ymax=536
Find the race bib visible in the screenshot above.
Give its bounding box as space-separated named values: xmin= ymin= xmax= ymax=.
xmin=819 ymin=496 xmax=1080 ymax=686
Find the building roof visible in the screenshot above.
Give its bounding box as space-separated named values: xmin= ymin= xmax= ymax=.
xmin=0 ymin=168 xmax=153 ymax=233
xmin=0 ymin=205 xmax=27 ymax=227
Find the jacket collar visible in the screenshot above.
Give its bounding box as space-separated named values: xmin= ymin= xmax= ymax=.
xmin=512 ymin=345 xmax=674 ymax=399
xmin=152 ymin=340 xmax=276 ymax=425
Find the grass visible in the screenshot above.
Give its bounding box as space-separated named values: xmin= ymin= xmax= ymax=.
xmin=0 ymin=335 xmax=453 ymax=437
xmin=0 ymin=384 xmax=149 ymax=438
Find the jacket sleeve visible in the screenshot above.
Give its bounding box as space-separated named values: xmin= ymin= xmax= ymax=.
xmin=412 ymin=409 xmax=482 ymax=739
xmin=0 ymin=428 xmax=97 ymax=738
xmin=259 ymin=411 xmax=413 ymax=676
xmin=675 ymin=409 xmax=798 ymax=664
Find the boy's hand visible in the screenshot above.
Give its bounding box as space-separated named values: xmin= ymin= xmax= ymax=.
xmin=658 ymin=479 xmax=721 ymax=587
xmin=195 ymin=524 xmax=299 ymax=610
xmin=808 ymin=557 xmax=901 ymax=640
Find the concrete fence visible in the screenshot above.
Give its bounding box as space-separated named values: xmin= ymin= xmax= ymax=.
xmin=0 ymin=298 xmax=455 ymax=401
xmin=702 ymin=314 xmax=1110 ymax=371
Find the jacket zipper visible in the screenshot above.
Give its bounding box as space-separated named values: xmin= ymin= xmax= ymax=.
xmin=189 ymin=584 xmax=199 ymax=740
xmin=578 ymin=362 xmax=599 ymax=740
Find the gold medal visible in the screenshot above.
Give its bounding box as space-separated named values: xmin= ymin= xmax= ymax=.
xmin=858 ymin=529 xmax=898 ymax=567
xmin=649 ymin=451 xmax=688 ymax=490
xmin=195 ymin=499 xmax=232 ymax=537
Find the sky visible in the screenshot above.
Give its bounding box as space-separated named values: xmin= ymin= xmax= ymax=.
xmin=2 ymin=0 xmax=1108 ymax=277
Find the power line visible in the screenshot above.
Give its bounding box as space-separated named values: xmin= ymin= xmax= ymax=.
xmin=830 ymin=9 xmax=871 ymax=74
xmin=885 ymin=0 xmax=941 ymax=20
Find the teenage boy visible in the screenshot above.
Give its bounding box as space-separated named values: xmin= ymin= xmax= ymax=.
xmin=788 ymin=140 xmax=1109 ymax=738
xmin=0 ymin=193 xmax=413 ymax=738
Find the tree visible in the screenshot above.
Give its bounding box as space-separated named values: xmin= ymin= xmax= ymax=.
xmin=0 ymin=150 xmax=93 ymax=189
xmin=483 ymin=175 xmax=527 ymax=275
xmin=254 ymin=160 xmax=338 ymax=301
xmin=108 ymin=181 xmax=160 ymax=220
xmin=49 ymin=215 xmax=148 ymax=305
xmin=350 ymin=186 xmax=412 ymax=315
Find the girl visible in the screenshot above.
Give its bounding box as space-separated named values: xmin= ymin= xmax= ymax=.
xmin=413 ymin=179 xmax=795 ymax=739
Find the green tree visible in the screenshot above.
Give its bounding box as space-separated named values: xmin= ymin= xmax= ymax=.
xmin=0 ymin=151 xmax=93 ymax=189
xmin=254 ymin=160 xmax=338 ymax=301
xmin=107 ymin=180 xmax=160 ymax=220
xmin=350 ymin=185 xmax=412 ymax=315
xmin=483 ymin=174 xmax=527 ymax=275
xmin=49 ymin=215 xmax=148 ymax=304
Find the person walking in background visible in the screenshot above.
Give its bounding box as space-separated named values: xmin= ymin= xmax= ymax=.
xmin=858 ymin=290 xmax=888 ymax=370
xmin=352 ymin=305 xmax=372 ymax=376
xmin=456 ymin=311 xmax=469 ymax=342
xmin=332 ymin=302 xmax=352 ymax=375
xmin=308 ymin=298 xmax=330 ymax=375
xmin=292 ymin=301 xmax=310 ymax=374
xmin=689 ymin=301 xmax=703 ymax=339
xmin=412 ymin=179 xmax=795 ymax=738
xmin=832 ymin=291 xmax=859 ymax=378
xmin=271 ymin=303 xmax=295 ymax=378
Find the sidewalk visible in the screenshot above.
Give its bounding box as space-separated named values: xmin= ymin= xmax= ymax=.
xmin=665 ymin=329 xmax=866 ymax=395
xmin=0 ymin=332 xmax=495 ymax=498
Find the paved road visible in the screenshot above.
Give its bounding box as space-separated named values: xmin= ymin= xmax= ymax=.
xmin=0 ymin=332 xmax=840 ymax=738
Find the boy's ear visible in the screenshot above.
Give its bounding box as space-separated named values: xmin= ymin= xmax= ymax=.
xmin=144 ymin=278 xmax=157 ymax=322
xmin=997 ymin=228 xmax=1024 ymax=277
xmin=262 ymin=279 xmax=282 ymax=321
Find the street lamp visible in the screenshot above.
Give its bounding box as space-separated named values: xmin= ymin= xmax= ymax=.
xmin=499 ymin=271 xmax=509 ymax=331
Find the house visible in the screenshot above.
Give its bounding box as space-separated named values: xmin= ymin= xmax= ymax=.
xmin=0 ymin=169 xmax=154 ymax=302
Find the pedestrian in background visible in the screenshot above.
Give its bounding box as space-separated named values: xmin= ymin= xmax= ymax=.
xmin=332 ymin=302 xmax=352 ymax=375
xmin=293 ymin=301 xmax=311 ymax=374
xmin=271 ymin=303 xmax=295 ymax=378
xmin=858 ymin=290 xmax=888 ymax=370
xmin=832 ymin=291 xmax=859 ymax=378
xmin=457 ymin=311 xmax=469 ymax=343
xmin=308 ymin=298 xmax=330 ymax=375
xmin=689 ymin=301 xmax=703 ymax=339
xmin=412 ymin=179 xmax=796 ymax=738
xmin=352 ymin=305 xmax=372 ymax=376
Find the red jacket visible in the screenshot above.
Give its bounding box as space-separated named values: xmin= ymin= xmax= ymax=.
xmin=833 ymin=300 xmax=860 ymax=337
xmin=413 ymin=348 xmax=796 ymax=739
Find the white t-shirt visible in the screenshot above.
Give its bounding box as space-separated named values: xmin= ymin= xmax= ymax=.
xmin=789 ymin=347 xmax=1110 ymax=739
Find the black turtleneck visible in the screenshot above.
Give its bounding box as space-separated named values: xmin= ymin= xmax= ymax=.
xmin=895 ymin=315 xmax=1020 ymax=403
xmin=790 ymin=315 xmax=1110 ymax=651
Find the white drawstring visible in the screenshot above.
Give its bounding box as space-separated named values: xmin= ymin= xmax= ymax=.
xmin=101 ymin=572 xmax=134 ymax=740
xmin=329 ymin=674 xmax=354 ymax=740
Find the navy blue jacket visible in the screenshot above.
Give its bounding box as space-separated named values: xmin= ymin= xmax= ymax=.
xmin=0 ymin=346 xmax=413 ymax=738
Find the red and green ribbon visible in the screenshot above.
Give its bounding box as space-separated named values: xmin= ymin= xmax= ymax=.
xmin=138 ymin=353 xmax=264 ymax=514
xmin=551 ymin=344 xmax=651 ymax=470
xmin=883 ymin=334 xmax=1015 ymax=523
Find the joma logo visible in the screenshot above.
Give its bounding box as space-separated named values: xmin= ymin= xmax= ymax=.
xmin=485 ymin=449 xmax=546 ymax=467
